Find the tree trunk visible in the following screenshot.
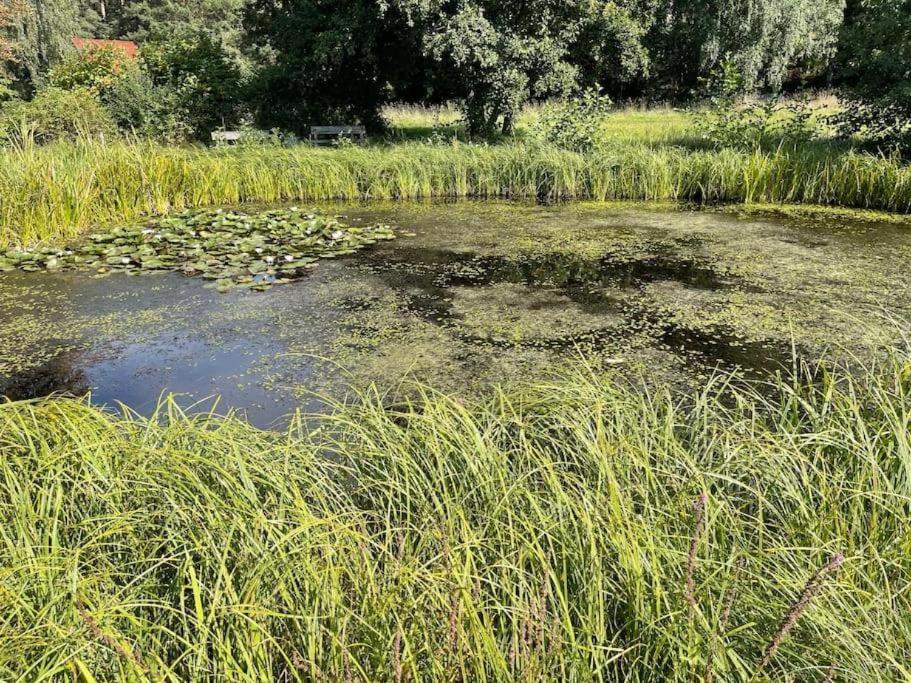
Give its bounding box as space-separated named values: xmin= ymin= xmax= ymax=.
xmin=501 ymin=113 xmax=514 ymax=136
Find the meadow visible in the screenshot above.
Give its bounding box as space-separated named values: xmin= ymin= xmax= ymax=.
xmin=2 ymin=355 xmax=910 ymax=681
xmin=2 ymin=104 xmax=910 ymax=248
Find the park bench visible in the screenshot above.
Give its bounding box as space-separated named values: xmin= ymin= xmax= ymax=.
xmin=211 ymin=131 xmax=242 ymax=145
xmin=310 ymin=125 xmax=367 ymax=146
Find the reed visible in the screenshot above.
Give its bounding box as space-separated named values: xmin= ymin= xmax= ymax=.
xmin=2 ymin=137 xmax=910 ymax=248
xmin=2 ymin=354 xmax=910 ymax=680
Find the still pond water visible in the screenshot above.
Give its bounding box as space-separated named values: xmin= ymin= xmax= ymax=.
xmin=1 ymin=202 xmax=909 ymax=428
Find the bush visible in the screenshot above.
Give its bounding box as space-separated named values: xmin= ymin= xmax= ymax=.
xmin=535 ymin=89 xmax=612 ymax=151
xmin=837 ymin=0 xmax=911 ymax=151
xmin=695 ymin=97 xmax=824 ymax=150
xmin=102 ymin=71 xmax=191 ymax=142
xmin=47 ymin=45 xmax=191 ymax=143
xmin=140 ymin=30 xmax=243 ymax=140
xmin=48 ymin=45 xmax=137 ymax=99
xmin=0 ymin=87 xmax=117 ymax=144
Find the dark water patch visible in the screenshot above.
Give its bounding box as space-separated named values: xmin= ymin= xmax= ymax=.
xmin=655 ymin=322 xmax=798 ymax=380
xmin=352 ymin=245 xmax=790 ymax=376
xmin=0 ymin=351 xmax=90 ymax=401
xmin=364 ymin=245 xmax=747 ymax=296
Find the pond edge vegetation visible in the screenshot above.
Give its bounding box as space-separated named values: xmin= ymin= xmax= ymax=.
xmin=2 ymin=139 xmax=911 ymax=247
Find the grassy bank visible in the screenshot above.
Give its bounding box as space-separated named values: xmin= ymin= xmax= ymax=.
xmin=2 ymin=137 xmax=911 ymax=247
xmin=2 ymin=359 xmax=910 ymax=680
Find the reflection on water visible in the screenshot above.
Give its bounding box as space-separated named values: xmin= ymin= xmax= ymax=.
xmin=1 ymin=202 xmax=909 ymax=427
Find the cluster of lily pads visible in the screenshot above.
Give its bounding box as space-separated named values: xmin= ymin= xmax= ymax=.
xmin=0 ymin=208 xmax=395 ymax=291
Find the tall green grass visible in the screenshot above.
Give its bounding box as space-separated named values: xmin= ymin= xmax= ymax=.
xmin=2 ymin=357 xmax=910 ymax=680
xmin=2 ymin=137 xmax=910 ymax=247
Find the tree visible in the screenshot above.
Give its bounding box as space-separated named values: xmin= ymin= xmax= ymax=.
xmin=0 ymin=0 xmax=30 ymax=99
xmin=1 ymin=0 xmax=29 ymax=63
xmin=2 ymin=0 xmax=102 ymax=96
xmin=837 ymin=0 xmax=911 ymax=147
xmin=649 ymin=0 xmax=846 ymax=96
xmin=106 ymin=0 xmax=249 ymax=66
xmin=572 ymin=0 xmax=660 ymax=97
xmin=245 ymin=0 xmax=423 ymax=133
xmin=388 ymin=0 xmax=630 ymax=136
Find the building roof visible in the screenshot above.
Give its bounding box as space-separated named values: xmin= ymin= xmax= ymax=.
xmin=72 ymin=38 xmax=139 ymax=59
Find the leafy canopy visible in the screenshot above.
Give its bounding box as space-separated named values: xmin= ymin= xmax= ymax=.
xmin=837 ymin=0 xmax=911 ymax=146
xmin=387 ymin=0 xmax=656 ymax=135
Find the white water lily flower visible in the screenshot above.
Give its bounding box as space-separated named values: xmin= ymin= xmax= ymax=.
xmin=121 ymin=257 xmax=131 ymax=264
xmin=331 ymin=230 xmax=344 ymax=240
xmin=255 ymin=247 xmax=264 ymax=254
xmin=264 ymin=256 xmax=275 ymax=264
xmin=284 ymin=255 xmax=294 ymax=262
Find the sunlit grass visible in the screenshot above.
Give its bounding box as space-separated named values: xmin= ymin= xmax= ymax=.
xmin=2 ymin=135 xmax=909 ymax=248
xmin=382 ymin=102 xmax=694 ymax=144
xmin=2 ymin=355 xmax=910 ymax=680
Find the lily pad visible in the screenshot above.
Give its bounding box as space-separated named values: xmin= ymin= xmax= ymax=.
xmin=3 ymin=208 xmax=396 ymax=291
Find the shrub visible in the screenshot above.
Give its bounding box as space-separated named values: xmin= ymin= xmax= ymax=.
xmin=48 ymin=45 xmax=137 ymax=99
xmin=0 ymin=87 xmax=116 ymax=144
xmin=695 ymin=96 xmax=824 ymax=150
xmin=47 ymin=44 xmax=191 ymax=143
xmin=140 ymin=30 xmax=243 ymax=140
xmin=102 ymin=71 xmax=191 ymax=142
xmin=535 ymin=89 xmax=612 ymax=151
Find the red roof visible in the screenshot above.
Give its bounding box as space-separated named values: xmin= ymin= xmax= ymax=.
xmin=72 ymin=38 xmax=139 ymax=59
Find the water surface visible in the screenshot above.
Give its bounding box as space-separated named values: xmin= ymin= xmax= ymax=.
xmin=2 ymin=202 xmax=909 ymax=427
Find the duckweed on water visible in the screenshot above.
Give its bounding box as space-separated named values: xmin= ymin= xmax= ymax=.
xmin=0 ymin=208 xmax=395 ymax=291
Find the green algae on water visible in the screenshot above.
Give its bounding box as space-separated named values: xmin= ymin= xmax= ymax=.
xmin=0 ymin=208 xmax=396 ymax=291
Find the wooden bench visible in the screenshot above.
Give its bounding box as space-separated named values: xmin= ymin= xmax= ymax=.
xmin=310 ymin=125 xmax=367 ymax=146
xmin=211 ymin=131 xmax=242 ymax=145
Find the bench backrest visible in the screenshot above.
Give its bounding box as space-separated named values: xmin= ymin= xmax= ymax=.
xmin=310 ymin=125 xmax=367 ymax=145
xmin=310 ymin=126 xmax=366 ymax=135
xmin=212 ymin=131 xmax=242 ymax=143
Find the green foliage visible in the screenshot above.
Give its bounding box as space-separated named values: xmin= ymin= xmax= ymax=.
xmin=572 ymin=0 xmax=659 ymax=93
xmin=0 ymin=86 xmax=115 ymax=144
xmin=837 ymin=0 xmax=911 ymax=149
xmin=42 ymin=43 xmax=189 ymax=141
xmin=0 ymin=78 xmax=18 ymax=103
xmin=100 ymin=68 xmax=189 ymax=141
xmin=652 ymin=0 xmax=845 ymax=95
xmin=3 ymin=0 xmax=95 ymax=93
xmin=245 ymin=0 xmax=421 ymax=134
xmin=87 ymin=0 xmax=251 ymax=72
xmin=696 ymin=97 xmax=825 ymax=150
xmin=48 ymin=44 xmax=136 ymax=97
xmin=392 ymin=0 xmax=648 ymax=137
xmin=2 ymin=356 xmax=911 ymax=679
xmin=139 ymin=29 xmax=242 ymax=140
xmin=536 ymin=89 xmax=613 ymax=151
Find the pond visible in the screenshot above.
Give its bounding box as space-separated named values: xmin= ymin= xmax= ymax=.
xmin=2 ymin=201 xmax=910 ymax=428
